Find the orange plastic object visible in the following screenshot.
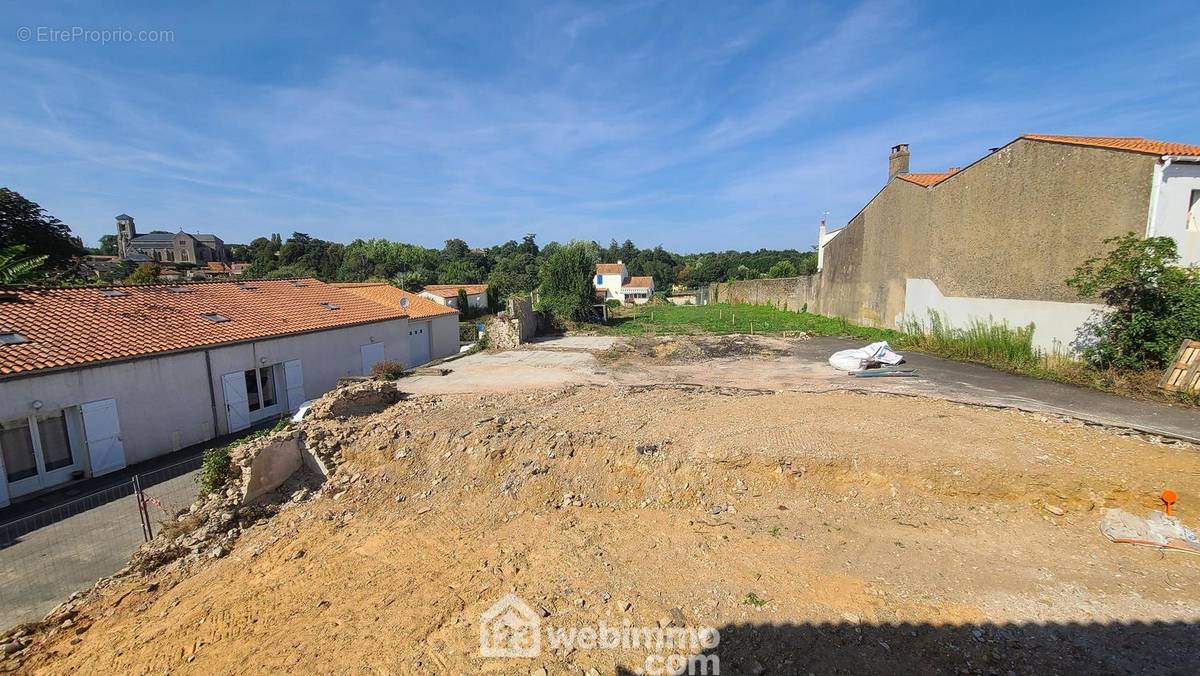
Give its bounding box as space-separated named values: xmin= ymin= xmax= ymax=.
xmin=1161 ymin=489 xmax=1178 ymax=516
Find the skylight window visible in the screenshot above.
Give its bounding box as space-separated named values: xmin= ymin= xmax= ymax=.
xmin=290 ymin=281 xmax=308 ymax=288
xmin=98 ymin=288 xmax=129 ymax=298
xmin=167 ymin=286 xmax=193 ymax=294
xmin=320 ymin=302 xmax=340 ymax=311
xmin=0 ymin=332 xmax=30 ymax=345
xmin=202 ymin=312 xmax=230 ymax=323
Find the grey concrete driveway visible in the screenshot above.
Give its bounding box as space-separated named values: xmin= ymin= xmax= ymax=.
xmin=409 ymin=334 xmax=1199 ymax=444
xmin=0 ymin=470 xmax=198 ymax=628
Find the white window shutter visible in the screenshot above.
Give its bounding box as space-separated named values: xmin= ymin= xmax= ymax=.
xmin=81 ymin=398 xmax=126 ymax=476
xmin=221 ymin=371 xmax=251 ymax=433
xmin=284 ymin=359 xmax=306 ymax=412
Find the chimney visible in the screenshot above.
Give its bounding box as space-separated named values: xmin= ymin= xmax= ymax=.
xmin=888 ymin=144 xmax=910 ymax=181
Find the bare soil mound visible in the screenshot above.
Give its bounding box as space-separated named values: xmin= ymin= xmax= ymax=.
xmin=7 ymin=385 xmax=1200 ymax=674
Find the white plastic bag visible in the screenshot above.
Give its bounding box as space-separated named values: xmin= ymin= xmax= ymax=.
xmin=828 ymin=341 xmax=904 ymax=371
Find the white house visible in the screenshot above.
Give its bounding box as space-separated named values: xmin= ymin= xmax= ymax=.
xmin=419 ymin=284 xmax=489 ymax=311
xmin=594 ymin=262 xmax=655 ymax=304
xmin=0 ymin=279 xmax=411 ymax=507
xmin=333 ymin=283 xmax=460 ymax=366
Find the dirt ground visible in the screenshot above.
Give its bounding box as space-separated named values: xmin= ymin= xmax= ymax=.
xmin=7 ymin=338 xmax=1200 ymax=674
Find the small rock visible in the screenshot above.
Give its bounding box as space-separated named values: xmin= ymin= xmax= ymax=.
xmin=1044 ymin=504 xmax=1066 ymax=516
xmin=291 ymin=550 xmax=306 ymax=560
xmin=2 ymin=641 xmax=24 ymax=655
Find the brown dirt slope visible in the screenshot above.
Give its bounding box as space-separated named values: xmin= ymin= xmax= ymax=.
xmin=9 ymin=385 xmax=1200 ymax=674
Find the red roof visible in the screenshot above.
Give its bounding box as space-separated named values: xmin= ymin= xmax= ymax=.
xmin=0 ymin=279 xmax=406 ymax=377
xmin=625 ymin=276 xmax=654 ymax=288
xmin=1020 ymin=134 xmax=1200 ymax=157
xmin=897 ymin=170 xmax=959 ymax=187
xmin=420 ymin=284 xmax=488 ymax=298
xmin=333 ymin=283 xmax=458 ymax=319
xmin=596 ymin=263 xmax=625 ymax=275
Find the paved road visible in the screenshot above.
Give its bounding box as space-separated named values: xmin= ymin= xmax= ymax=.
xmin=0 ymin=470 xmax=198 ymax=628
xmin=793 ymin=337 xmax=1200 ymax=444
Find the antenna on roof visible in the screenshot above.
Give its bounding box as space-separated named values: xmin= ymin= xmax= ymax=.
xmin=399 ymin=297 xmax=410 ymax=310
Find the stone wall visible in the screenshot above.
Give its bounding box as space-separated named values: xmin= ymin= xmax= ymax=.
xmin=710 ymin=276 xmax=820 ymax=312
xmin=486 ymin=296 xmax=540 ymax=350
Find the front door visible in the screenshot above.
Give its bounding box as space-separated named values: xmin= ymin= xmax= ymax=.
xmin=409 ymin=322 xmax=431 ymax=366
xmin=222 ymin=371 xmax=251 ymax=432
xmin=360 ymin=342 xmax=386 ymax=375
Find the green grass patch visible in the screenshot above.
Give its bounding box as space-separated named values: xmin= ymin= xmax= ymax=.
xmin=599 ymin=303 xmax=904 ymax=342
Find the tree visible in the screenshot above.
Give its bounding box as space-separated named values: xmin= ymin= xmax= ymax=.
xmin=456 ymin=288 xmax=470 ymax=313
xmin=98 ymin=234 xmax=119 ymax=256
xmin=0 ymin=188 xmax=83 ymax=270
xmin=768 ymin=260 xmax=798 ymax=278
xmin=1067 ymin=233 xmax=1200 ymax=369
xmin=537 ymin=241 xmax=597 ymax=324
xmin=125 ymin=262 xmax=162 ymax=284
xmin=0 ymin=245 xmax=48 ymax=284
xmin=437 ymin=259 xmax=482 ymax=284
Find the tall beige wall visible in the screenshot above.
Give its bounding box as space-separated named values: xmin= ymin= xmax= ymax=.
xmin=816 ymin=139 xmax=1156 ymax=329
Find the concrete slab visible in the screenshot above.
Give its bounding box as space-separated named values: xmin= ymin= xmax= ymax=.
xmin=524 ymin=335 xmax=618 ymax=351
xmin=404 ymin=337 xmax=1200 ymax=443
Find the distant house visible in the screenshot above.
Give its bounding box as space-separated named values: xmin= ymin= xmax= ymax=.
xmin=0 ymin=279 xmax=410 ymax=506
xmin=333 ymin=283 xmax=460 ymax=366
xmin=115 ymin=214 xmax=229 ymax=264
xmin=594 ymin=261 xmax=654 ymax=305
xmin=419 ymin=284 xmax=488 ymax=311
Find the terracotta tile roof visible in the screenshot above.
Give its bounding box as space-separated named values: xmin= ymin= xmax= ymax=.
xmin=1020 ymin=134 xmax=1200 ymax=157
xmin=624 ymin=276 xmax=654 ymax=288
xmin=596 ymin=263 xmax=625 ymax=275
xmin=0 ymin=279 xmax=406 ymax=377
xmin=420 ymin=284 xmax=488 ymax=298
xmin=333 ymin=283 xmax=458 ymax=319
xmin=897 ymin=170 xmax=959 ymax=187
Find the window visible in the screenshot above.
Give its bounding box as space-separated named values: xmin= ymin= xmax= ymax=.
xmin=243 ymin=366 xmax=278 ymax=413
xmin=320 ymin=302 xmax=339 ymax=311
xmin=203 ymin=312 xmax=230 ymax=323
xmin=37 ymin=411 xmax=73 ymax=471
xmin=0 ymin=419 xmax=37 ymax=483
xmin=0 ymin=332 xmax=30 ymax=345
xmin=1189 ymin=189 xmax=1200 ymax=233
xmin=98 ymin=288 xmax=129 ymax=298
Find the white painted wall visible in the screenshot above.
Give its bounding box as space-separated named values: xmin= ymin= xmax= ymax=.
xmin=429 ymin=313 xmax=461 ymax=359
xmin=0 ymin=318 xmax=409 ymax=498
xmin=595 ymin=271 xmax=627 ymax=301
xmin=902 ymin=278 xmax=1106 ymax=354
xmin=420 ymin=291 xmax=487 ymax=309
xmin=205 ymin=319 xmax=409 ymax=435
xmin=1149 ymin=160 xmax=1200 ymax=266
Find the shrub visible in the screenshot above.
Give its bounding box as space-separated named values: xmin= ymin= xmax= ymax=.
xmin=1067 ymin=233 xmax=1200 ymax=369
xmin=459 ymin=320 xmax=479 ymax=342
xmin=197 ymin=442 xmax=232 ymax=496
xmin=604 ymin=299 xmax=622 ymax=310
xmin=370 ymin=359 xmax=407 ymax=380
xmin=767 ymin=260 xmax=797 ymax=278
xmin=537 ymin=241 xmax=597 ymax=324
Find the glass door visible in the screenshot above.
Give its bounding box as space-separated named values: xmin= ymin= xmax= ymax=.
xmin=0 ymin=418 xmax=41 ymax=498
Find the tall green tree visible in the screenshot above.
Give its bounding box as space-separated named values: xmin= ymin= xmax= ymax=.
xmin=0 ymin=188 xmax=83 ymax=270
xmin=537 ymin=241 xmax=597 ymax=324
xmin=97 ymin=234 xmax=119 ymax=255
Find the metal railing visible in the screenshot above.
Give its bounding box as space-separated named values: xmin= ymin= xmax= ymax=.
xmin=0 ymin=455 xmax=203 ymax=628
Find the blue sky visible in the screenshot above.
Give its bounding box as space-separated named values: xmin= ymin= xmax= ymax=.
xmin=2 ymin=1 xmax=1198 ymax=252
